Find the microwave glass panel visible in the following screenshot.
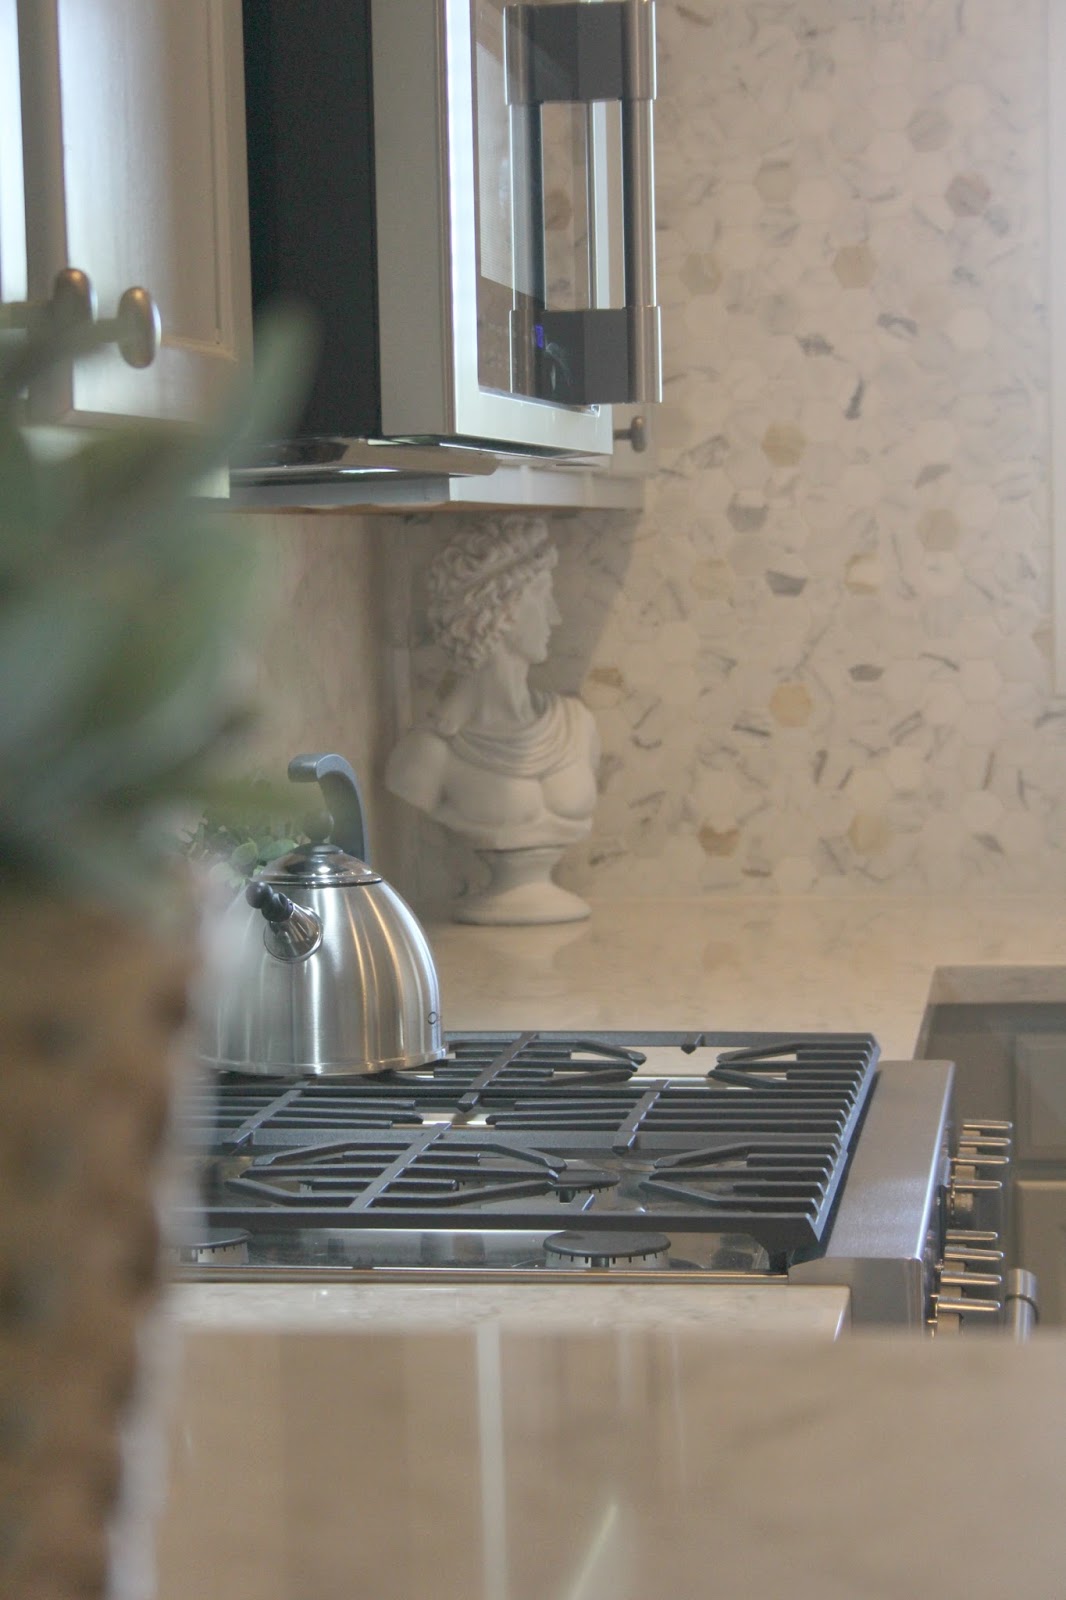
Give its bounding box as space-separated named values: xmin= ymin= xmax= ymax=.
xmin=541 ymin=101 xmax=591 ymax=312
xmin=472 ymin=0 xmax=616 ymax=402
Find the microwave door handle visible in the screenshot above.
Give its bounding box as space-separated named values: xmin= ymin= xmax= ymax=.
xmin=505 ymin=0 xmax=662 ymax=407
xmin=619 ymin=0 xmax=660 ymax=404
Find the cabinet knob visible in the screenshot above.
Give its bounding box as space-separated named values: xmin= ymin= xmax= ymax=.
xmin=0 ymin=266 xmax=95 ymax=331
xmin=96 ymin=286 xmax=162 ymax=369
xmin=0 ymin=270 xmax=160 ymax=368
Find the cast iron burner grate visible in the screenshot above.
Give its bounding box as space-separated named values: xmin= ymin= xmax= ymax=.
xmin=226 ymin=1133 xmax=619 ymax=1212
xmin=182 ymin=1033 xmax=646 ymax=1149
xmin=189 ymin=1031 xmax=880 ymax=1259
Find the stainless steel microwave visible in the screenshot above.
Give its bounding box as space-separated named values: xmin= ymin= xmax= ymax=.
xmin=237 ymin=0 xmax=660 ymax=483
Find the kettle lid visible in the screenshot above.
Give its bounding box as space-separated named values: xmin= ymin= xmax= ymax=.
xmin=259 ymin=841 xmax=381 ymax=888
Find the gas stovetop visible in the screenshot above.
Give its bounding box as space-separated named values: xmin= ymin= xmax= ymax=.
xmin=175 ymin=1030 xmax=881 ymax=1271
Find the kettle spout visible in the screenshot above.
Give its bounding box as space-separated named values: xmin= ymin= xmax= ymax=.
xmin=246 ymin=881 xmax=322 ymax=961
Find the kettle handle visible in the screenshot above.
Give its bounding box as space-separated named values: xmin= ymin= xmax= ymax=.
xmin=288 ymin=753 xmax=370 ymax=864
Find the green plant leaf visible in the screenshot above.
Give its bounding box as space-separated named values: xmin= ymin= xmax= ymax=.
xmin=0 ymin=301 xmax=318 ymax=916
xmin=258 ymin=838 xmax=298 ymax=863
xmin=225 ymin=300 xmax=322 ymax=465
xmin=0 ymin=573 xmax=131 ymax=756
xmin=0 ymin=425 xmax=45 ymax=568
xmin=0 ymin=318 xmax=113 ymax=408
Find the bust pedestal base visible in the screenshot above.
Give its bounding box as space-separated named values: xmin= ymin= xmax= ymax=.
xmin=454 ymin=847 xmax=590 ymax=925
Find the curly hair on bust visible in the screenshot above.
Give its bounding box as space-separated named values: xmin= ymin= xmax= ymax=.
xmin=426 ymin=515 xmax=559 ymax=673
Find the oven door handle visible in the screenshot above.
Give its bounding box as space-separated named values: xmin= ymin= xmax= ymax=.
xmin=1003 ymin=1267 xmax=1040 ymax=1341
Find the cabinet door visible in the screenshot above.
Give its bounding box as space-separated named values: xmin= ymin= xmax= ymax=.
xmin=18 ymin=0 xmax=251 ymax=426
xmin=1014 ymin=1034 xmax=1066 ymax=1161
xmin=0 ymin=0 xmax=26 ymax=304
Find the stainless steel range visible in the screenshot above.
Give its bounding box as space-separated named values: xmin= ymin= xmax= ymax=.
xmin=172 ymin=1029 xmax=1035 ymax=1335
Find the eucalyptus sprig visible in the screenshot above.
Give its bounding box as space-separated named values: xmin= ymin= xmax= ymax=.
xmin=179 ymin=781 xmax=317 ymax=889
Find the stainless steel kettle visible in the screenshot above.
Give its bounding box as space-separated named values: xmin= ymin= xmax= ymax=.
xmin=201 ymin=753 xmax=445 ymax=1077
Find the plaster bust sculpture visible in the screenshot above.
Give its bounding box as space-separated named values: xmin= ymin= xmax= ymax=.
xmin=385 ymin=517 xmax=599 ymax=924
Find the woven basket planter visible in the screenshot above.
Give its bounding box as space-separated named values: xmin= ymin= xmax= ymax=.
xmin=0 ymin=900 xmax=192 ymax=1600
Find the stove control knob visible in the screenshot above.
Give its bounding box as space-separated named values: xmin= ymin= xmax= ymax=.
xmin=951 ymin=1136 xmax=1010 ymax=1170
xmin=960 ymin=1119 xmax=1012 ymax=1140
xmin=942 ymin=1246 xmax=1004 ymax=1266
xmin=932 ymin=1235 xmax=1005 ymax=1332
xmin=934 ymin=1294 xmax=1003 ymax=1321
xmin=938 ymin=1270 xmax=1003 ymax=1292
xmin=954 ymin=1154 xmax=1010 ymax=1174
xmin=952 ymin=1122 xmax=1012 ymax=1232
xmin=947 ymin=1177 xmax=1003 ymax=1225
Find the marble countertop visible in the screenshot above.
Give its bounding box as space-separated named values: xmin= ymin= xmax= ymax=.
xmin=156 ymin=1324 xmax=1066 ymax=1600
xmin=169 ymin=1280 xmax=851 ymax=1338
xmin=423 ymin=892 xmax=1066 ymax=1059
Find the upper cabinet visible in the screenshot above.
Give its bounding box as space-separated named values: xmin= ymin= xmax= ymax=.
xmin=0 ymin=0 xmax=655 ymax=508
xmin=10 ymin=0 xmax=251 ymax=427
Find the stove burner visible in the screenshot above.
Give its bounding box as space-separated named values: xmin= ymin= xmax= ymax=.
xmin=544 ymin=1230 xmax=672 ymax=1270
xmin=171 ymin=1227 xmax=250 ymax=1267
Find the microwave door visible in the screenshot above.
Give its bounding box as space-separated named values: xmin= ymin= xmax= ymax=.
xmin=504 ymin=71 xmax=610 ymax=405
xmin=476 ymin=4 xmax=603 ymax=402
xmin=503 ymin=1 xmax=661 ymax=413
xmin=372 ymin=0 xmax=658 ymax=455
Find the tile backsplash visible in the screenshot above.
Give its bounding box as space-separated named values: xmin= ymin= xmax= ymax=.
xmin=233 ymin=513 xmax=402 ymax=868
xmin=383 ymin=0 xmax=1066 ymax=913
xmin=256 ymin=0 xmax=1066 ymax=914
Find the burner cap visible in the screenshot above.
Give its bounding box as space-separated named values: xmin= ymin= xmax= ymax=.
xmin=172 ymin=1228 xmax=250 ymax=1267
xmin=543 ymin=1231 xmax=672 ymax=1270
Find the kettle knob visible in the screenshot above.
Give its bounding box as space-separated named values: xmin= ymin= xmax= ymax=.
xmin=245 ymin=880 xmax=322 ymax=961
xmin=304 ymin=810 xmax=334 ymax=846
xmin=287 ymin=753 xmax=370 ymax=863
xmin=246 ymin=880 xmax=297 ymax=924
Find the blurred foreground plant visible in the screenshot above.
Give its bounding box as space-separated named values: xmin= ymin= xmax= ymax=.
xmin=0 ymin=304 xmax=317 ymax=916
